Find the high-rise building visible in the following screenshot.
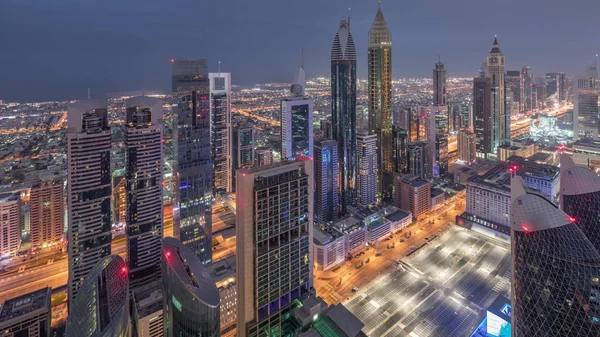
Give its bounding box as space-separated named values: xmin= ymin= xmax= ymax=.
xmin=0 ymin=287 xmax=51 ymax=337
xmin=433 ymin=58 xmax=447 ymax=106
xmin=231 ymin=123 xmax=254 ymax=191
xmin=407 ymin=141 xmax=429 ymax=179
xmin=368 ymin=6 xmax=393 ymax=201
xmin=209 ymin=72 xmax=232 ymax=193
xmin=66 ymin=99 xmax=112 ymax=305
xmin=574 ymin=61 xmax=598 ymax=140
xmin=171 ymin=59 xmax=212 ymax=264
xmin=505 ymin=70 xmax=521 ymax=112
xmin=486 ymin=37 xmax=506 ymax=151
xmin=545 ymin=72 xmax=560 ymax=99
xmin=236 ymin=159 xmax=313 ymax=337
xmin=521 ymin=66 xmax=533 ymax=112
xmin=560 ymin=154 xmax=600 ymax=253
xmin=504 ymin=88 xmax=514 ymax=140
xmin=0 ymin=192 xmax=20 ymax=258
xmin=473 ymin=77 xmax=492 ymax=156
xmin=394 ymin=175 xmax=431 ymax=220
xmin=511 ymin=177 xmax=600 ymax=337
xmin=457 ymin=129 xmax=476 ymax=165
xmin=131 ymin=284 xmax=163 ymax=337
xmin=314 ymin=139 xmax=339 ymax=224
xmin=29 ymin=177 xmax=63 ymax=247
xmin=112 ymin=176 xmax=126 ymax=225
xmin=429 ymin=105 xmax=449 ymax=177
xmin=356 ymin=131 xmax=377 ymax=208
xmin=124 ymin=96 xmax=164 ymax=292
xmin=558 ymin=72 xmax=567 ymax=102
xmin=281 ymin=54 xmax=313 ymax=161
xmin=162 ymin=237 xmax=220 ymax=337
xmin=256 ymin=149 xmax=273 ymax=167
xmin=65 ymin=255 xmax=130 ymax=337
xmin=391 ymin=126 xmax=408 ymax=174
xmin=331 ymin=17 xmax=357 ymax=214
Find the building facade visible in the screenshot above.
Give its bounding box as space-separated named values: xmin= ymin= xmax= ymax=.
xmin=314 ymin=140 xmax=339 ymax=224
xmin=0 ymin=192 xmax=20 ymax=258
xmin=433 ymin=58 xmax=447 ymax=106
xmin=209 ymin=72 xmax=232 ymax=193
xmin=172 ymin=59 xmax=213 ymax=264
xmin=573 ymin=139 xmax=600 ymax=169
xmin=574 ymin=62 xmax=598 ymax=140
xmin=331 ymin=17 xmax=357 ymax=214
xmin=256 ymin=149 xmax=273 ymax=167
xmin=236 ymin=159 xmax=313 ymax=337
xmin=0 ymin=287 xmax=51 ymax=337
xmin=473 ymin=77 xmax=492 ymax=156
xmin=391 ymin=126 xmax=408 ymax=174
xmin=29 ymin=177 xmax=63 ymax=247
xmin=394 ymin=175 xmax=431 ymax=219
xmin=406 ymin=141 xmax=429 ymax=179
xmin=356 ymin=131 xmax=377 ymax=208
xmin=231 ymin=123 xmax=255 ymax=191
xmin=486 ymin=37 xmax=506 ymax=151
xmin=429 ymin=105 xmax=449 ymax=177
xmin=457 ymin=129 xmax=476 ymax=165
xmin=66 ymin=99 xmax=112 ymax=305
xmin=124 ymin=96 xmax=164 ymax=292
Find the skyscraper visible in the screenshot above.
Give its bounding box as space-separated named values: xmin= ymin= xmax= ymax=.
xmin=0 ymin=192 xmax=20 ymax=258
xmin=65 ymin=255 xmax=130 ymax=337
xmin=486 ymin=37 xmax=506 ymax=151
xmin=236 ymin=159 xmax=313 ymax=337
xmin=356 ymin=131 xmax=377 ymax=207
xmin=331 ymin=17 xmax=357 ymax=214
xmin=391 ymin=126 xmax=408 ymax=174
xmin=457 ymin=129 xmax=476 ymax=165
xmin=29 ymin=176 xmax=63 ymax=247
xmin=574 ymin=61 xmax=598 ymax=140
xmin=0 ymin=287 xmax=51 ymax=337
xmin=429 ymin=105 xmax=449 ymax=177
xmin=314 ymin=139 xmax=339 ymax=224
xmin=521 ymin=66 xmax=533 ymax=112
xmin=124 ymin=96 xmax=164 ymax=291
xmin=66 ymin=99 xmax=112 ymax=305
xmin=560 ymin=154 xmax=600 ymax=253
xmin=209 ymin=72 xmax=232 ymax=193
xmin=171 ymin=59 xmax=212 ymax=264
xmin=545 ymin=72 xmax=559 ymax=98
xmin=407 ymin=141 xmax=429 ymax=180
xmin=162 ymin=237 xmax=220 ymax=337
xmin=473 ymin=77 xmax=492 ymax=156
xmin=281 ymin=53 xmax=313 ymax=160
xmin=505 ymin=70 xmax=521 ymax=112
xmin=511 ymin=177 xmax=600 ymax=337
xmin=368 ymin=6 xmax=393 ymax=201
xmin=231 ymin=123 xmax=255 ymax=191
xmin=558 ymin=72 xmax=567 ymax=102
xmin=433 ymin=58 xmax=447 ymax=106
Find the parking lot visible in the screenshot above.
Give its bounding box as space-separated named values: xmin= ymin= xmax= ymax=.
xmin=344 ymin=226 xmax=511 ymax=337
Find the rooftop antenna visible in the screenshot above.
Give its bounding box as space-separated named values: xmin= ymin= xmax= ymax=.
xmin=301 ymin=48 xmax=304 ymax=69
xmin=218 ymin=61 xmax=221 ymax=74
xmin=378 ymin=0 xmax=381 ymax=8
xmin=87 ymin=87 xmax=91 ymax=100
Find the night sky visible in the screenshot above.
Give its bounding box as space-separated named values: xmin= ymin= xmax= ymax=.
xmin=1 ymin=0 xmax=598 ymax=102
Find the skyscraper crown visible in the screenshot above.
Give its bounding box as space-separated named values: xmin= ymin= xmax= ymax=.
xmin=368 ymin=7 xmax=391 ymax=45
xmin=490 ymin=36 xmax=502 ymax=54
xmin=331 ymin=17 xmax=356 ymax=61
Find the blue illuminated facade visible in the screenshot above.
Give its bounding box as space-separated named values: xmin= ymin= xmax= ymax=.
xmin=315 ymin=140 xmax=339 ymax=224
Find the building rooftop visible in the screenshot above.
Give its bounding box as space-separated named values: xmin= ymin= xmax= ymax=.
xmin=385 ymin=209 xmax=411 ymax=222
xmin=326 ymin=304 xmax=365 ymax=337
xmin=313 ymin=224 xmax=344 ymax=246
xmin=207 ymin=258 xmax=236 ymax=284
xmin=527 ymin=152 xmax=551 ymax=164
xmin=133 ymin=284 xmax=163 ymax=319
xmin=0 ymin=287 xmax=50 ymax=322
xmin=431 ymin=188 xmax=445 ymax=198
xmin=0 ymin=192 xmax=19 ymax=203
xmin=574 ymin=139 xmax=600 ymax=148
xmin=330 ymin=216 xmax=365 ymax=235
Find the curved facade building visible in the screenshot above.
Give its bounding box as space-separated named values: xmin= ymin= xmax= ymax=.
xmin=561 ymin=154 xmax=600 ymax=252
xmin=66 ymin=255 xmax=130 ymax=337
xmin=511 ymin=178 xmax=600 ymax=337
xmin=162 ymin=237 xmax=220 ymax=337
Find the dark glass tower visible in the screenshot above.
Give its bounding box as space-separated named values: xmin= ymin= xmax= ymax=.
xmin=314 ymin=139 xmax=339 ymax=224
xmin=511 ymin=178 xmax=600 ymax=337
xmin=331 ymin=17 xmax=357 ymax=213
xmin=171 ymin=59 xmax=212 ymax=264
xmin=473 ymin=77 xmax=492 ymax=156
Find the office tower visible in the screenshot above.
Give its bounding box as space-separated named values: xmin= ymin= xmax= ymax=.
xmin=256 ymin=149 xmax=273 ymax=167
xmin=0 ymin=287 xmax=51 ymax=337
xmin=209 ymin=72 xmax=232 ymax=193
xmin=281 ymin=54 xmax=314 ymax=160
xmin=331 ymin=17 xmax=357 ymax=213
xmin=314 ymin=139 xmax=339 ymax=224
xmin=407 ymin=141 xmax=429 ymax=179
xmin=486 ymin=37 xmax=505 ymax=151
xmin=521 ymin=66 xmax=533 ymax=112
xmin=561 ymin=154 xmax=600 ymax=252
xmin=479 ymin=60 xmax=487 ymax=79
xmin=457 ymin=129 xmax=476 ymax=165
xmin=171 ymin=59 xmax=212 ymax=264
xmin=231 ymin=123 xmax=255 ymax=190
xmin=162 ymin=237 xmax=220 ymax=337
xmin=558 ymin=72 xmax=566 ymax=102
xmin=429 ymin=105 xmax=449 ymax=177
xmin=545 ymin=72 xmax=559 ymax=100
xmin=65 ymin=255 xmax=130 ymax=337
xmin=536 ymin=82 xmax=547 ymax=109
xmin=66 ymin=99 xmax=112 ymax=305
xmin=124 ymin=96 xmax=164 ymax=291
xmin=132 ymin=285 xmax=163 ymax=337
xmin=356 ymin=131 xmax=377 ymax=207
xmin=574 ymin=61 xmax=599 ymax=140
xmin=504 ymin=88 xmax=514 ymax=140
xmin=206 ymin=259 xmax=236 ymax=335
xmin=368 ymin=6 xmax=393 ymax=201
xmin=392 ymin=126 xmax=408 ymax=174
xmin=236 ymin=159 xmax=313 ymax=337
xmin=29 ymin=177 xmax=63 ymax=247
xmin=0 ymin=192 xmax=20 ymax=257
xmin=473 ymin=77 xmax=492 ymax=156
xmin=505 ymin=70 xmax=521 ymax=111
xmin=112 ymin=176 xmax=126 ymax=225
xmin=433 ymin=58 xmax=447 ymax=105
xmin=394 ymin=175 xmax=431 ymax=219
xmin=511 ymin=178 xmax=600 ymax=337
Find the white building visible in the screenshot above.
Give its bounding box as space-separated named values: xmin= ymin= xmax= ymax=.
xmin=366 ymin=218 xmax=391 ymax=244
xmin=0 ymin=192 xmax=20 ymax=257
xmin=313 ymin=225 xmax=346 ymax=271
xmin=573 ymin=139 xmax=600 ymax=169
xmin=209 ymin=72 xmax=232 ymax=192
xmin=383 ymin=208 xmax=412 ymax=233
xmin=356 ymin=131 xmax=377 ymax=207
xmin=331 ymin=216 xmax=367 ymax=254
xmin=132 ymin=286 xmax=163 ymax=337
xmin=208 ymin=258 xmax=237 ymax=335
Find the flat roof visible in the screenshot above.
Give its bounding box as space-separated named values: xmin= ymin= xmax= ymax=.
xmin=385 ymin=209 xmax=411 ymax=222
xmin=431 ymin=188 xmax=445 ymax=197
xmin=574 ymin=139 xmax=600 ymax=148
xmin=0 ymin=287 xmax=50 ymax=322
xmin=331 ymin=216 xmax=365 ymax=234
xmin=326 ymin=304 xmax=365 ymax=337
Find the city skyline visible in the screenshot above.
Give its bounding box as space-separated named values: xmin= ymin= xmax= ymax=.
xmin=2 ymin=0 xmax=600 ymax=102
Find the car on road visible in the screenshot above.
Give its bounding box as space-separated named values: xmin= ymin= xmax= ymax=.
xmin=352 ymin=287 xmax=359 ymax=292
xmin=409 ymin=246 xmax=417 ymax=250
xmin=376 ymin=252 xmax=382 ymax=257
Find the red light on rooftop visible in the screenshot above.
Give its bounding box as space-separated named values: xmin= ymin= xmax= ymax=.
xmin=521 ymin=225 xmax=530 ymax=232
xmin=170 ymin=59 xmax=175 ymax=63
xmin=568 ymin=216 xmax=576 ymax=223
xmin=121 ymin=266 xmax=127 ymax=274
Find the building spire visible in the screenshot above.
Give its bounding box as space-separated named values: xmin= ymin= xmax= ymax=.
xmin=490 ymin=35 xmax=502 ymax=54
xmin=368 ymin=4 xmax=391 ymax=45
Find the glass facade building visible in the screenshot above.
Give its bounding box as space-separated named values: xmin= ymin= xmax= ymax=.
xmin=314 ymin=140 xmax=339 ymax=224
xmin=162 ymin=237 xmax=220 ymax=337
xmin=209 ymin=73 xmax=232 ymax=193
xmin=66 ymin=99 xmax=112 ymax=306
xmin=473 ymin=77 xmax=492 ymax=156
xmin=65 ymin=255 xmax=130 ymax=337
xmin=331 ymin=17 xmax=357 ymax=214
xmin=232 ymin=123 xmax=255 ymax=191
xmin=511 ymin=182 xmax=600 ymax=337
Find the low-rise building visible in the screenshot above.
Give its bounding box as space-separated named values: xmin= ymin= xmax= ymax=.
xmin=313 ymin=224 xmax=346 ymax=271
xmin=394 ymin=175 xmax=431 ymax=220
xmin=293 ymin=296 xmax=366 ymax=337
xmin=383 ymin=207 xmax=412 ymax=233
xmin=331 ymin=216 xmax=367 ymax=254
xmin=208 ymin=257 xmax=237 ymax=335
xmin=0 ymin=287 xmax=51 ymax=337
xmin=573 ymin=139 xmax=600 ymax=169
xmin=431 ymin=188 xmax=446 ymax=211
xmin=365 ymin=218 xmax=391 ymax=244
